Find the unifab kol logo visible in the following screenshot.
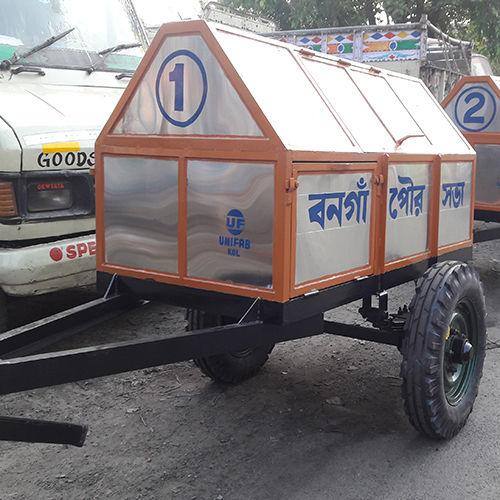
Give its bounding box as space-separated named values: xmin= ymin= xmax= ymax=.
xmin=226 ymin=209 xmax=245 ymax=235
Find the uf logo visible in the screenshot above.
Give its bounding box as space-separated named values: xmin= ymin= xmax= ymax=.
xmin=226 ymin=209 xmax=245 ymax=236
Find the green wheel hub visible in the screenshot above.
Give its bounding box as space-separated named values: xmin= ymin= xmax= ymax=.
xmin=444 ymin=301 xmax=478 ymax=406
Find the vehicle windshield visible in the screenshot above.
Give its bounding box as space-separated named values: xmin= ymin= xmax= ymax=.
xmin=471 ymin=54 xmax=493 ymax=76
xmin=0 ymin=0 xmax=144 ymax=72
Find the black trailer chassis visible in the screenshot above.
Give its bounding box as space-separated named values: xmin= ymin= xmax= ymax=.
xmin=0 ymin=247 xmax=486 ymax=444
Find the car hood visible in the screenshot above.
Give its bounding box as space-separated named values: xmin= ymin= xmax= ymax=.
xmin=0 ymin=79 xmax=124 ymax=171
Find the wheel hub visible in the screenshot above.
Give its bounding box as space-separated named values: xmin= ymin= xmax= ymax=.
xmin=449 ymin=332 xmax=474 ymax=364
xmin=444 ymin=309 xmax=478 ymax=406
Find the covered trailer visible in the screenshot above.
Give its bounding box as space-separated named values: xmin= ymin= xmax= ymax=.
xmin=442 ymin=76 xmax=500 ymax=223
xmin=97 ymin=20 xmax=475 ymax=305
xmin=0 ymin=21 xmax=487 ymax=445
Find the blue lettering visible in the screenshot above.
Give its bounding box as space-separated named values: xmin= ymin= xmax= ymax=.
xmin=389 ymin=175 xmax=425 ymax=220
xmin=308 ymin=177 xmax=370 ymax=229
xmin=442 ymin=182 xmax=465 ymax=208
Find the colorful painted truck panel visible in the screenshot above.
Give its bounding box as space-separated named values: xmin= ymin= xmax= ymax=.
xmin=264 ymin=15 xmax=479 ymax=102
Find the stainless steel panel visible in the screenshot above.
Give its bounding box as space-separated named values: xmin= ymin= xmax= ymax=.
xmin=113 ymin=35 xmax=262 ymax=137
xmin=444 ymin=82 xmax=500 ymax=133
xmin=104 ymin=156 xmax=178 ymax=273
xmin=215 ymin=29 xmax=358 ymax=152
xmin=187 ymin=161 xmax=273 ymax=287
xmin=475 ymin=145 xmax=500 ymax=205
xmin=349 ymin=71 xmax=429 ymax=149
xmin=296 ymin=172 xmax=372 ymax=285
xmin=302 ymin=59 xmax=395 ymax=153
xmin=385 ymin=164 xmax=430 ymax=262
xmin=387 ymin=76 xmax=472 ymax=155
xmin=439 ymin=162 xmax=472 ymax=247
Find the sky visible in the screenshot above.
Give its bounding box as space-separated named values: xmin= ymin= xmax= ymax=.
xmin=133 ymin=0 xmax=202 ymax=26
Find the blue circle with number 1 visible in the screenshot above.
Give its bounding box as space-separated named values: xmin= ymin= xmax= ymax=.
xmin=155 ymin=49 xmax=208 ymax=128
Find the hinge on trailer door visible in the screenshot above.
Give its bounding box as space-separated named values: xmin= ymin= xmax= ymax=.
xmin=372 ymin=174 xmax=384 ymax=195
xmin=286 ymin=176 xmax=299 ymax=193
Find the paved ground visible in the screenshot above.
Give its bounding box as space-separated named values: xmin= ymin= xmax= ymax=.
xmin=1 ymin=238 xmax=500 ymax=499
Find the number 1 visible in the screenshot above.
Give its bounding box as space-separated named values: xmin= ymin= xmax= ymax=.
xmin=169 ymin=63 xmax=184 ymax=111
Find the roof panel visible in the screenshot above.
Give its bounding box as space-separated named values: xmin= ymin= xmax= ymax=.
xmin=301 ymin=58 xmax=395 ymax=152
xmin=113 ymin=34 xmax=263 ymax=137
xmin=348 ymin=69 xmax=428 ymax=149
xmin=387 ymin=75 xmax=473 ymax=154
xmin=214 ymin=27 xmax=358 ymax=152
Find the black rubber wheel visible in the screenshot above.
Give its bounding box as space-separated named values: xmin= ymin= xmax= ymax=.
xmin=401 ymin=261 xmax=486 ymax=439
xmin=186 ymin=309 xmax=274 ymax=384
xmin=0 ymin=290 xmax=7 ymax=333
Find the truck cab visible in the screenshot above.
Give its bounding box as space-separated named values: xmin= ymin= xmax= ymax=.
xmin=0 ymin=0 xmax=146 ymax=329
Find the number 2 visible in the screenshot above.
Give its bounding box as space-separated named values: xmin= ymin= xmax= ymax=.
xmin=463 ymin=92 xmax=485 ymax=124
xmin=169 ymin=63 xmax=184 ymax=111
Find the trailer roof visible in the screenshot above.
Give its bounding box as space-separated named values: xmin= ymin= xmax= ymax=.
xmin=108 ymin=20 xmax=472 ymax=155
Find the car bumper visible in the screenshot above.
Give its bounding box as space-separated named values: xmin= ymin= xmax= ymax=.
xmin=0 ymin=234 xmax=96 ymax=296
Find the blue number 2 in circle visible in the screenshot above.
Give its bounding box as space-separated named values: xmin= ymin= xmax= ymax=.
xmin=156 ymin=49 xmax=208 ymax=128
xmin=455 ymin=85 xmax=496 ymax=132
xmin=169 ymin=63 xmax=184 ymax=111
xmin=463 ymin=92 xmax=485 ymax=124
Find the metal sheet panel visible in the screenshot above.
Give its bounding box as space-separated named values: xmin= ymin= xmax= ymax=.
xmin=113 ymin=35 xmax=262 ymax=137
xmin=385 ymin=164 xmax=430 ymax=262
xmin=439 ymin=162 xmax=472 ymax=247
xmin=349 ymin=71 xmax=430 ymax=150
xmin=187 ymin=160 xmax=274 ymax=287
xmin=302 ymin=59 xmax=395 ymax=152
xmin=295 ymin=172 xmax=372 ymax=285
xmin=387 ymin=75 xmax=473 ymax=155
xmin=444 ymin=82 xmax=500 ymax=133
xmin=475 ymin=145 xmax=500 ymax=205
xmin=104 ymin=156 xmax=178 ymax=273
xmin=215 ymin=29 xmax=358 ymax=153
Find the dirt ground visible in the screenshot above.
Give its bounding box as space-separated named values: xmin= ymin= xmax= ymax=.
xmin=1 ymin=236 xmax=500 ymax=499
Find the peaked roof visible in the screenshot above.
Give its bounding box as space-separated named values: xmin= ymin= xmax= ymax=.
xmin=103 ymin=20 xmax=473 ymax=155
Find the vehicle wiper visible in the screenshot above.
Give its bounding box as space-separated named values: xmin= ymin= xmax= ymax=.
xmin=10 ymin=66 xmax=45 ymax=76
xmin=98 ymin=43 xmax=141 ymax=57
xmin=0 ymin=27 xmax=75 ymax=71
xmin=86 ymin=43 xmax=141 ymax=74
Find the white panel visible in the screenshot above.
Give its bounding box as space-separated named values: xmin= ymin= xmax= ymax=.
xmin=388 ymin=75 xmax=473 ymax=155
xmin=385 ymin=164 xmax=430 ymax=262
xmin=349 ymin=71 xmax=430 ymax=150
xmin=215 ymin=29 xmax=358 ymax=152
xmin=113 ymin=35 xmax=262 ymax=136
xmin=302 ymin=59 xmax=395 ymax=152
xmin=296 ymin=171 xmax=372 ymax=285
xmin=439 ymin=162 xmax=472 ymax=247
xmin=444 ymin=82 xmax=500 ymax=133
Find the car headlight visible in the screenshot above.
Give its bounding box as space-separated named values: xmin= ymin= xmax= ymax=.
xmin=27 ymin=181 xmax=73 ymax=212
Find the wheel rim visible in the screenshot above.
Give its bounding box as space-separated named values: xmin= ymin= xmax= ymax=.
xmin=443 ymin=300 xmax=478 ymax=406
